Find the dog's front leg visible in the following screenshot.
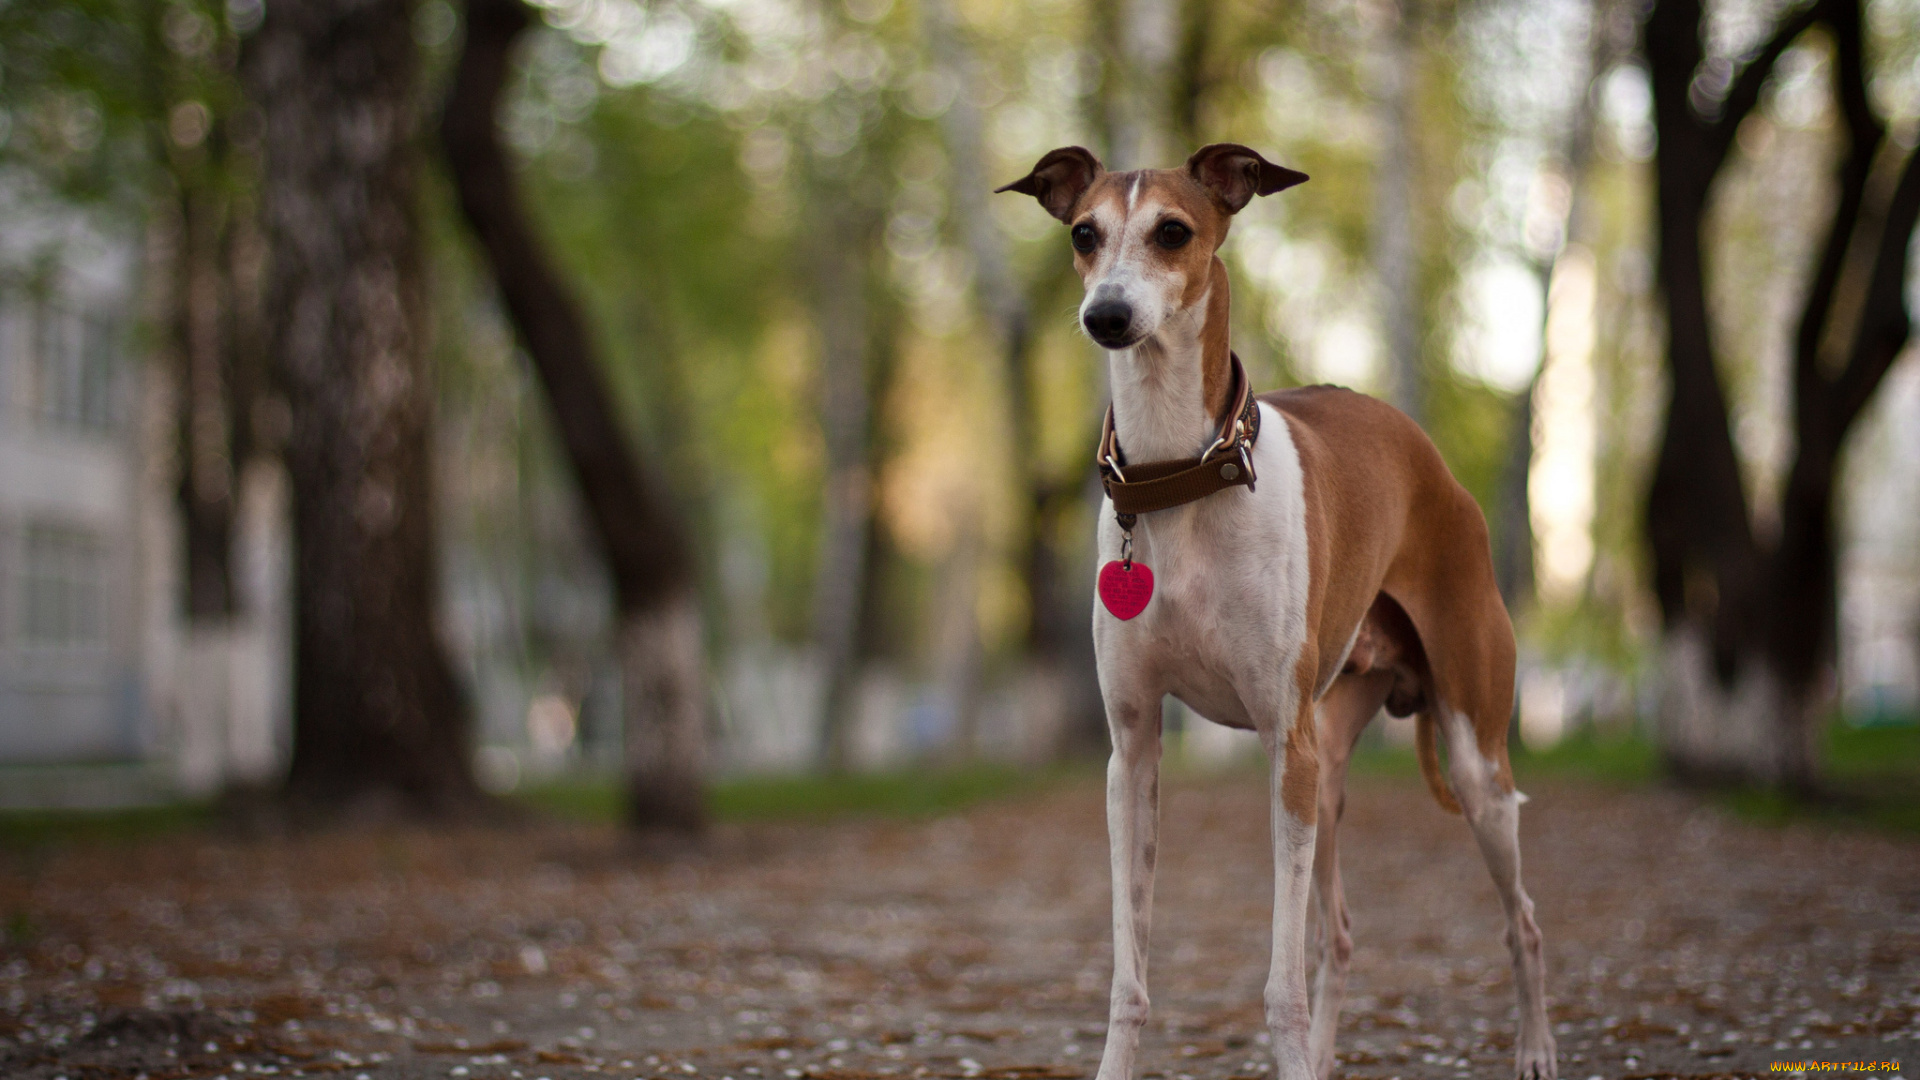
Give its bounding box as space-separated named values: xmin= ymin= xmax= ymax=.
xmin=1262 ymin=705 xmax=1319 ymax=1080
xmin=1096 ymin=688 xmax=1163 ymax=1080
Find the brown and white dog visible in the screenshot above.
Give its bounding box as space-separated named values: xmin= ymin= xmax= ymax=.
xmin=996 ymin=145 xmax=1556 ymax=1080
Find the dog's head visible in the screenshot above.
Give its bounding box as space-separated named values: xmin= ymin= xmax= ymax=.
xmin=996 ymin=144 xmax=1307 ymax=350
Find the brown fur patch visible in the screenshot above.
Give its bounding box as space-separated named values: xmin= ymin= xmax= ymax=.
xmin=1071 ymin=176 xmax=1132 ymax=233
xmin=1281 ymin=641 xmax=1323 ymax=825
xmin=1270 ymin=388 xmax=1518 ymax=809
xmin=1200 ymin=259 xmax=1232 ymax=418
xmin=1416 ymin=713 xmax=1464 ymax=815
xmin=1281 ymin=698 xmax=1320 ymax=824
xmin=1281 ymin=412 xmax=1367 ymax=700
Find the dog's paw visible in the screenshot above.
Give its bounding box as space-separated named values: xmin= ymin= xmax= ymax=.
xmin=1266 ymin=1042 xmax=1318 ymax=1080
xmin=1512 ymin=1036 xmax=1557 ymax=1080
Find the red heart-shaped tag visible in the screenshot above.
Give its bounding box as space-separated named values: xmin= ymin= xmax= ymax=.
xmin=1098 ymin=560 xmax=1154 ymax=620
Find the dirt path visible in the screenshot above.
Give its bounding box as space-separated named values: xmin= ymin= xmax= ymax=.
xmin=2 ymin=772 xmax=1916 ymax=1080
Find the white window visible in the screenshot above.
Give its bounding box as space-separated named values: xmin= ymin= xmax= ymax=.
xmin=29 ymin=298 xmax=120 ymax=432
xmin=20 ymin=524 xmax=107 ymax=647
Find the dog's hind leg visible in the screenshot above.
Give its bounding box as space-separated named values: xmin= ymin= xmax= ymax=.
xmin=1439 ymin=712 xmax=1557 ymax=1080
xmin=1307 ymin=671 xmax=1393 ymax=1080
xmin=1095 ymin=683 xmax=1164 ymax=1080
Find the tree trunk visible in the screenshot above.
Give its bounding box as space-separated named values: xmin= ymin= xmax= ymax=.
xmin=1112 ymin=0 xmax=1177 ymax=168
xmin=442 ymin=0 xmax=707 ymax=830
xmin=1656 ymin=627 xmax=1823 ymax=786
xmin=1170 ymin=0 xmax=1217 ymax=152
xmin=809 ymin=212 xmax=874 ymax=772
xmin=247 ymin=0 xmax=479 ymax=814
xmin=173 ymin=185 xmax=238 ymax=621
xmin=619 ymin=593 xmax=707 ymax=830
xmin=926 ymin=0 xmax=1103 ymax=759
xmin=1493 ymin=370 xmax=1535 ymax=606
xmin=1371 ymin=0 xmax=1424 ymax=426
xmin=1642 ymin=0 xmax=1920 ymax=791
xmin=1499 ymin=0 xmax=1625 ymax=606
xmin=155 ymin=21 xmax=264 ymax=627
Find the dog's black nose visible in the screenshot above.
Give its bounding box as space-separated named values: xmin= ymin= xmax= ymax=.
xmin=1082 ymin=300 xmax=1134 ymax=347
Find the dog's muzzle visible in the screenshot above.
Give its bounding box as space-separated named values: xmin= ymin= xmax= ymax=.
xmin=1082 ymin=299 xmax=1135 ymax=348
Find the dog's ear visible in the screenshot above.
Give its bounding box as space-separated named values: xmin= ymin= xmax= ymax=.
xmin=995 ymin=146 xmax=1104 ymax=222
xmin=1185 ymin=143 xmax=1308 ymax=213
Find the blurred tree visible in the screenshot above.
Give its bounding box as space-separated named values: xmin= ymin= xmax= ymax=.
xmin=795 ymin=6 xmax=910 ymax=772
xmin=1643 ymin=0 xmax=1920 ymax=789
xmin=246 ymin=0 xmax=480 ymax=812
xmin=169 ymin=163 xmax=247 ymax=621
xmin=926 ymin=0 xmax=1102 ymax=758
xmin=1372 ymin=0 xmax=1428 ymax=426
xmin=0 ymin=0 xmax=153 ymax=204
xmin=499 ymin=25 xmax=784 ymax=624
xmin=1170 ymin=0 xmax=1217 ymax=150
xmin=1494 ymin=0 xmax=1630 ymax=606
xmin=806 ymin=141 xmax=888 ymax=773
xmin=153 ymin=0 xmax=268 ymax=626
xmin=804 ymin=178 xmax=871 ymax=769
xmin=442 ymin=0 xmax=708 ymax=830
xmin=0 ymin=0 xmax=261 ymax=623
xmin=1103 ymin=0 xmax=1177 ymax=169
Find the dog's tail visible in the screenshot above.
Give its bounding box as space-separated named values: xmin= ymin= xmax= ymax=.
xmin=1415 ymin=713 xmax=1463 ymax=815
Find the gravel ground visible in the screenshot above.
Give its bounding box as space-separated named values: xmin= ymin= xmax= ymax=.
xmin=2 ymin=771 xmax=1916 ymax=1080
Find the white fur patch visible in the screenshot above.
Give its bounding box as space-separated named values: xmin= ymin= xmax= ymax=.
xmin=1318 ymin=619 xmax=1366 ymax=701
xmin=1077 ymin=189 xmax=1190 ymax=370
xmin=1093 ymin=403 xmax=1312 ymax=739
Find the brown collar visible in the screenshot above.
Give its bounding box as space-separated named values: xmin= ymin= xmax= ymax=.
xmin=1097 ymin=352 xmax=1262 ymax=531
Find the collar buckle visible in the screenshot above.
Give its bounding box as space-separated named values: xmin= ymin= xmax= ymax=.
xmin=1096 ymin=352 xmax=1263 ymax=523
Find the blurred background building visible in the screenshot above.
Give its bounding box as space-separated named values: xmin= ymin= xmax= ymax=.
xmin=0 ymin=191 xmax=158 ymax=805
xmin=0 ymin=184 xmax=289 ymax=807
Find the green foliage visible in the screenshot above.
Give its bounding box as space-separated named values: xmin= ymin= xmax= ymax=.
xmin=1827 ymin=719 xmax=1920 ymax=774
xmin=1350 ymin=719 xmax=1920 ymax=835
xmin=1424 ymin=373 xmax=1519 ymax=520
xmin=0 ymin=0 xmax=158 ymax=205
xmin=1344 ymin=738 xmax=1423 ymax=780
xmin=5 ymin=908 xmax=38 ymax=947
xmin=708 ymin=764 xmax=1061 ymax=822
xmin=1509 ymin=726 xmax=1660 ymax=784
xmin=1 ymin=0 xmax=254 ymax=212
xmin=1718 ymin=781 xmax=1920 ymax=837
xmin=0 ymin=801 xmax=217 ymax=854
xmin=1346 ymin=725 xmax=1660 ymax=786
xmin=1525 ymin=592 xmax=1650 ymax=673
xmin=530 ymin=87 xmax=780 ymax=395
xmin=523 ymin=74 xmax=783 ymax=601
xmin=514 ymin=763 xmax=1076 ymax=824
xmin=1757 ymin=721 xmax=1920 ymax=835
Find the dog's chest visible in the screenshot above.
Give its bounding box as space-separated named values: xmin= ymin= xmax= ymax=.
xmin=1135 ymin=500 xmax=1303 ymax=651
xmin=1095 ymin=405 xmax=1314 ymax=725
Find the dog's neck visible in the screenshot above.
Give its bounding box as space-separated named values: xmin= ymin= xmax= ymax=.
xmin=1107 ymin=257 xmax=1236 ymax=464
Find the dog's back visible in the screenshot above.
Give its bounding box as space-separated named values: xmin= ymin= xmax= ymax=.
xmin=1264 ymin=384 xmax=1519 ymax=806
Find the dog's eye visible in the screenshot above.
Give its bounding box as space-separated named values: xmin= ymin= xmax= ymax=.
xmin=1155 ymin=220 xmax=1193 ymax=249
xmin=1071 ymin=223 xmax=1098 ymax=253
